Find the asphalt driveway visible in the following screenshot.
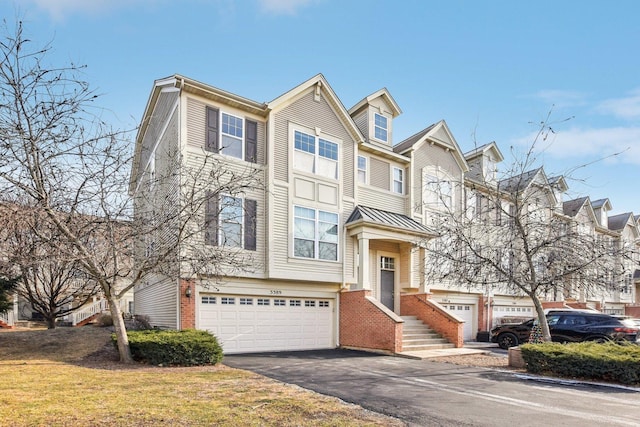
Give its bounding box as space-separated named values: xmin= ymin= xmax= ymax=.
xmin=225 ymin=349 xmax=640 ymax=427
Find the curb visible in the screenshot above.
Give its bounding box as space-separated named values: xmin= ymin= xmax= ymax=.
xmin=514 ymin=373 xmax=640 ymax=392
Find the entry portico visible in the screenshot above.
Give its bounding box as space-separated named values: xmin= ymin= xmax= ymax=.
xmin=346 ymin=205 xmax=433 ymax=312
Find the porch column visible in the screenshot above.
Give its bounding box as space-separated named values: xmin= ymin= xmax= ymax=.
xmin=358 ymin=234 xmax=371 ymax=290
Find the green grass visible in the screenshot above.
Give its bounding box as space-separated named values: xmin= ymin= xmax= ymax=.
xmin=0 ymin=327 xmax=401 ymax=426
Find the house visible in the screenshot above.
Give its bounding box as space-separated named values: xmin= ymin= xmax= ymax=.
xmin=131 ymin=74 xmax=639 ymax=354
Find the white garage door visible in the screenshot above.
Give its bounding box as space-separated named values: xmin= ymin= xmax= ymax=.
xmin=443 ymin=304 xmax=475 ymax=341
xmin=199 ymin=294 xmax=334 ymax=354
xmin=492 ymin=305 xmax=534 ymax=326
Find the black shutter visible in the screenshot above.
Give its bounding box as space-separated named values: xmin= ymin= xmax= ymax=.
xmin=205 ymin=107 xmax=219 ymax=153
xmin=244 ymin=198 xmax=257 ymax=251
xmin=204 ymin=191 xmax=218 ymax=246
xmin=245 ymin=119 xmax=257 ymax=163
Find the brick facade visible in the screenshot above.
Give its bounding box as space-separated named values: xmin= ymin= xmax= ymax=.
xmin=179 ymin=279 xmax=196 ymax=329
xmin=339 ymin=289 xmax=403 ymax=353
xmin=400 ymin=293 xmax=464 ymax=348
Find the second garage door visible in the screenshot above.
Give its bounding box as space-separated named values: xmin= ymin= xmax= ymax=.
xmin=199 ymin=294 xmax=335 ymax=354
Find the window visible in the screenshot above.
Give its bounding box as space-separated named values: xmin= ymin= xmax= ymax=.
xmin=219 ymin=196 xmax=243 ymax=247
xmin=221 ymin=113 xmax=243 ymax=159
xmin=380 ymin=256 xmax=395 ymax=270
xmin=293 ymin=206 xmax=338 ymax=261
xmin=319 ymin=301 xmax=329 ymax=307
xmin=289 ymin=300 xmax=301 ymax=307
xmin=357 ymin=156 xmax=367 ymax=184
xmin=374 ymin=113 xmax=388 ymax=142
xmin=424 ymin=173 xmax=453 ymax=210
xmin=274 ymin=299 xmax=286 ymax=306
xmin=201 ymin=296 xmax=217 ymax=304
xmin=205 ymin=193 xmax=257 ymax=250
xmin=221 ymin=297 xmax=235 ymax=305
xmin=305 ymin=300 xmax=316 ymax=307
xmin=293 ymin=130 xmax=338 ymax=179
xmin=393 ymin=167 xmax=404 ymax=194
xmin=257 ymin=298 xmax=270 ymax=306
xmin=205 ymin=107 xmax=257 ymax=162
xmin=240 ymin=298 xmax=253 ymax=305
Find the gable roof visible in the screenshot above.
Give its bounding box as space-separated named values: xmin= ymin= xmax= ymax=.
xmin=267 ymin=73 xmax=365 ymax=145
xmin=345 ymin=205 xmax=430 ymax=236
xmin=608 ymin=212 xmax=635 ymax=232
xmin=592 ymin=198 xmax=613 ymax=211
xmin=463 ymin=141 xmax=504 ymax=163
xmin=498 ymin=167 xmax=545 ymax=193
xmin=348 ymin=88 xmax=402 ymax=118
xmin=548 ymin=175 xmax=569 ymax=193
xmin=563 ymin=197 xmax=590 ymax=217
xmin=392 ymin=120 xmax=469 ymax=173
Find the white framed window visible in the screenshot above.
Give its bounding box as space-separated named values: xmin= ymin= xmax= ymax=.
xmin=357 ymin=155 xmax=367 ymax=184
xmin=393 ymin=167 xmax=404 ymax=194
xmin=374 ymin=113 xmax=388 ymax=142
xmin=221 ymin=112 xmax=244 ymax=159
xmin=293 ymin=130 xmax=338 ymax=179
xmin=293 ymin=206 xmax=338 ymax=261
xmin=424 ymin=172 xmax=453 ymax=211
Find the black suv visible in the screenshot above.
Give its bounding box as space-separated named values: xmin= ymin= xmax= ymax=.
xmin=491 ymin=310 xmax=640 ymax=349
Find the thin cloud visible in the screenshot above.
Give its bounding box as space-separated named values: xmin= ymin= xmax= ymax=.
xmin=530 ymin=89 xmax=588 ymax=109
xmin=512 ymin=126 xmax=640 ymax=166
xmin=257 ymin=0 xmax=316 ymax=15
xmin=596 ymin=88 xmax=640 ymax=120
xmin=27 ymin=0 xmax=152 ymax=21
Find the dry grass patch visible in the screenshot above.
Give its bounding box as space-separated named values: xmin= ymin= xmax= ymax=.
xmin=0 ymin=327 xmax=403 ymax=426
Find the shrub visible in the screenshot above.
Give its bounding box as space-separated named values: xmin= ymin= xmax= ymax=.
xmin=520 ymin=341 xmax=640 ymax=385
xmin=96 ymin=313 xmax=113 ymax=327
xmin=126 ymin=315 xmax=152 ymax=331
xmin=112 ymin=329 xmax=224 ymax=366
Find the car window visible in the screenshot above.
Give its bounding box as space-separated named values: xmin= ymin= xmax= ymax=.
xmin=547 ymin=315 xmax=560 ymax=326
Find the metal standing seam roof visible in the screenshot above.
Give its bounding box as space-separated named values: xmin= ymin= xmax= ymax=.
xmin=345 ymin=205 xmax=431 ymax=235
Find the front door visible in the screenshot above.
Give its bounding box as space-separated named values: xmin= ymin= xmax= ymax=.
xmin=380 ymin=256 xmax=395 ymax=311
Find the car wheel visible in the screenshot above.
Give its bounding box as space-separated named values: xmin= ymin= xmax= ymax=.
xmin=498 ymin=332 xmax=519 ymax=349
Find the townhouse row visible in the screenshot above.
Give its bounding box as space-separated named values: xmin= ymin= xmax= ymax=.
xmin=130 ymin=74 xmax=640 ymax=354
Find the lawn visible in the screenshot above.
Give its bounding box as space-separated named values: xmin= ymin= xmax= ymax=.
xmin=0 ymin=326 xmax=402 ymax=426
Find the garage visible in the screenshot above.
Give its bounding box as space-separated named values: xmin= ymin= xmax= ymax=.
xmin=198 ymin=294 xmax=335 ymax=354
xmin=442 ymin=303 xmax=475 ymax=341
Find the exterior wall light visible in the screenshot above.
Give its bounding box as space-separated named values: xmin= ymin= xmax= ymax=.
xmin=185 ymin=286 xmax=192 ymax=298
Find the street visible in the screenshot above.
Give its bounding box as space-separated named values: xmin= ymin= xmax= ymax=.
xmin=225 ymin=349 xmax=640 ymax=427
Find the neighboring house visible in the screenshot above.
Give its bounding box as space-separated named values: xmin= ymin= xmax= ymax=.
xmin=0 ymin=203 xmax=134 ymax=328
xmin=131 ymin=74 xmax=639 ymax=354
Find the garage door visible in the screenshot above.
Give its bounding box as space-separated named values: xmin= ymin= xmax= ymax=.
xmin=443 ymin=304 xmax=475 ymax=341
xmin=492 ymin=305 xmax=534 ymax=326
xmin=199 ymin=294 xmax=334 ymax=354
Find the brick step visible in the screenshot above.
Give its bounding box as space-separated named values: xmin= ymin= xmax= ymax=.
xmin=403 ymin=338 xmax=451 ymax=345
xmin=400 ymin=315 xmax=453 ymax=351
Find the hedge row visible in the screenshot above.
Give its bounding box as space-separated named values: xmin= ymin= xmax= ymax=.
xmin=112 ymin=329 xmax=224 ymax=366
xmin=520 ymin=341 xmax=640 ymax=385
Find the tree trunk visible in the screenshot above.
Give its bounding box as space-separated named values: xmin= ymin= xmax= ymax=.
xmin=530 ymin=293 xmax=551 ymax=342
xmin=45 ymin=316 xmax=56 ymax=329
xmin=107 ymin=295 xmax=134 ymax=363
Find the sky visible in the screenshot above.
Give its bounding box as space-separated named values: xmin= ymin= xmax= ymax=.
xmin=2 ymin=0 xmax=639 ymax=216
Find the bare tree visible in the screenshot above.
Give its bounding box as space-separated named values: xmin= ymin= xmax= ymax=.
xmin=422 ymin=117 xmax=635 ymax=342
xmin=0 ymin=20 xmax=262 ymax=362
xmin=0 ymin=203 xmax=100 ymax=328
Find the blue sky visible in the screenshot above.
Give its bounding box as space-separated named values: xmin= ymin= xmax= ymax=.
xmin=4 ymin=0 xmax=640 ymax=215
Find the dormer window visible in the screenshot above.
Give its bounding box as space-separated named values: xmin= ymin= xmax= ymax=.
xmin=374 ymin=113 xmax=388 ymax=143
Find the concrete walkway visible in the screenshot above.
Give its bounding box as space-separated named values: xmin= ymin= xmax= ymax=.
xmin=397 ymin=341 xmax=498 ymax=359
